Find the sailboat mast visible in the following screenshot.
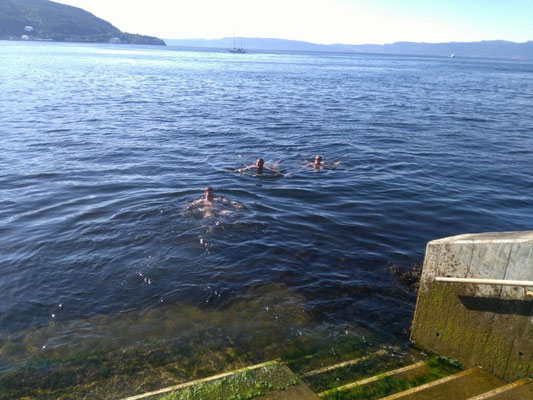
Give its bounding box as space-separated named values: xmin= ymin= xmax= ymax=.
xmin=228 ymin=29 xmax=246 ymax=53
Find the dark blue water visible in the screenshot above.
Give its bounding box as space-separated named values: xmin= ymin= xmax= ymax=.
xmin=1 ymin=41 xmax=532 ymax=370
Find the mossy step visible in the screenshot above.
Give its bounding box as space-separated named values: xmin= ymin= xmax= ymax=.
xmin=317 ymin=356 xmax=460 ymax=400
xmin=317 ymin=361 xmax=427 ymax=399
xmin=121 ymin=360 xmax=318 ymax=400
xmin=304 ymin=350 xmax=389 ymax=378
xmin=467 ymin=378 xmax=533 ymax=400
xmin=257 ymin=383 xmax=320 ymax=399
xmin=304 ymin=350 xmax=411 ymax=393
xmin=380 ymin=367 xmax=506 ymax=400
xmin=282 ymin=337 xmax=384 ymax=377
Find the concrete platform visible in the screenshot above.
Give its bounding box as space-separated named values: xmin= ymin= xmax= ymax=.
xmin=381 ymin=367 xmax=505 ymax=400
xmin=411 ymin=231 xmax=533 ymax=381
xmin=469 ymin=378 xmax=533 ymax=399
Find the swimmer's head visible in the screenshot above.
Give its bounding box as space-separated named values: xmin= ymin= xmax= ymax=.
xmin=256 ymin=158 xmax=264 ymax=167
xmin=314 ymin=155 xmax=323 ymax=164
xmin=204 ymin=186 xmax=214 ymax=201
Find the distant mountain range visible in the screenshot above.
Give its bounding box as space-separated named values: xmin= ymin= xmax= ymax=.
xmin=0 ymin=0 xmax=165 ymax=45
xmin=1 ymin=1 xmax=530 ymax=58
xmin=166 ymin=37 xmax=533 ymax=60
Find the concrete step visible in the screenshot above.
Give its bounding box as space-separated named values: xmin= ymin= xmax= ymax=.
xmin=317 ymin=361 xmax=429 ymax=398
xmin=121 ymin=360 xmax=319 ymax=400
xmin=379 ymin=367 xmax=506 ymax=400
xmin=467 ymin=378 xmax=533 ymax=400
xmin=304 ymin=349 xmax=426 ymax=395
xmin=303 ymin=350 xmax=388 ymax=378
xmin=257 ymin=383 xmax=320 ymax=399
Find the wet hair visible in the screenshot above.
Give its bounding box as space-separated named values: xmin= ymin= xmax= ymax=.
xmin=256 ymin=158 xmax=264 ymax=166
xmin=205 ymin=186 xmax=213 ymax=192
xmin=315 ymin=155 xmax=322 ymax=162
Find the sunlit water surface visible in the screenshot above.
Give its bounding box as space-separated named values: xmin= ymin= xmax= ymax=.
xmin=1 ymin=42 xmax=532 ymax=373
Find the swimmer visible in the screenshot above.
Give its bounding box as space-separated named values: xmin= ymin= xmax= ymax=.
xmin=302 ymin=155 xmax=340 ymax=170
xmin=235 ymin=158 xmax=282 ymax=176
xmin=188 ymin=186 xmax=244 ymax=218
xmin=202 ymin=186 xmax=215 ymax=204
xmin=303 ymin=155 xmax=325 ymax=169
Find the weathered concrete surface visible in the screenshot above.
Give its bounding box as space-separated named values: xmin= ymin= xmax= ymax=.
xmin=123 ymin=360 xmax=316 ymax=400
xmin=382 ymin=367 xmax=505 ymax=400
xmin=257 ymin=383 xmax=319 ymax=399
xmin=468 ymin=378 xmax=533 ymax=400
xmin=487 ymin=380 xmax=533 ymax=399
xmin=411 ymin=231 xmax=533 ymax=381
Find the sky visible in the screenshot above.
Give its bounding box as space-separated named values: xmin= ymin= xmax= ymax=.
xmin=56 ymin=0 xmax=533 ymax=44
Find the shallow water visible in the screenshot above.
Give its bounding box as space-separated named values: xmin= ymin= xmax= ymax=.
xmin=1 ymin=41 xmax=532 ymax=372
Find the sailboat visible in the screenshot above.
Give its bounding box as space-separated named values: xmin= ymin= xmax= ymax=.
xmin=228 ymin=30 xmax=247 ymax=53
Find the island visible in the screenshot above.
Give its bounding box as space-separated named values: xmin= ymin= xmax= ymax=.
xmin=0 ymin=0 xmax=165 ymax=45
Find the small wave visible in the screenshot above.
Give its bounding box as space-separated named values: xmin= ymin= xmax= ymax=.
xmin=44 ymin=129 xmax=71 ymax=134
xmin=454 ymin=116 xmax=493 ymax=123
xmin=120 ymin=100 xmax=150 ymax=105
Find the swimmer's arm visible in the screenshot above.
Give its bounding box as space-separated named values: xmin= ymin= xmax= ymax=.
xmin=264 ymin=166 xmax=283 ymax=175
xmin=235 ymin=165 xmax=253 ymax=172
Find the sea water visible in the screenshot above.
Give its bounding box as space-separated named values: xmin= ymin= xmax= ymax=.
xmin=1 ymin=41 xmax=532 ymax=375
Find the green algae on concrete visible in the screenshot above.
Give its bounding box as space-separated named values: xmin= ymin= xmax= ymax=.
xmin=383 ymin=367 xmax=506 ymax=400
xmin=304 ymin=350 xmax=408 ymax=393
xmin=318 ymin=356 xmax=461 ymax=400
xmin=154 ymin=362 xmax=302 ymax=400
xmin=0 ymin=323 xmax=385 ymax=399
xmin=281 ymin=334 xmax=378 ymax=376
xmin=0 ymin=281 xmax=412 ymax=400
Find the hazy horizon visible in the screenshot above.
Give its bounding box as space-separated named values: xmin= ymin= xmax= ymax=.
xmin=55 ymin=0 xmax=533 ymax=45
xmin=163 ymin=36 xmax=533 ymax=45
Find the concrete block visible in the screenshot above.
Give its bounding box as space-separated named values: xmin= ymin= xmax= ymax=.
xmin=411 ymin=231 xmax=533 ymax=381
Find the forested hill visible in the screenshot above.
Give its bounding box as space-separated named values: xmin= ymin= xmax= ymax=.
xmin=0 ymin=0 xmax=165 ymax=45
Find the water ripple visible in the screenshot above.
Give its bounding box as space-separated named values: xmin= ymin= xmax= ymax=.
xmin=1 ymin=42 xmax=532 ymax=369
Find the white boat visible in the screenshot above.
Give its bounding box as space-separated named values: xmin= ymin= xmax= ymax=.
xmin=228 ymin=31 xmax=247 ymax=53
xmin=228 ymin=47 xmax=247 ymax=54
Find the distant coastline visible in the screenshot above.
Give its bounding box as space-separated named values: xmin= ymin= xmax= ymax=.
xmin=165 ymin=37 xmax=533 ymax=60
xmin=0 ymin=0 xmax=165 ymax=46
xmin=0 ymin=33 xmax=166 ymax=46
